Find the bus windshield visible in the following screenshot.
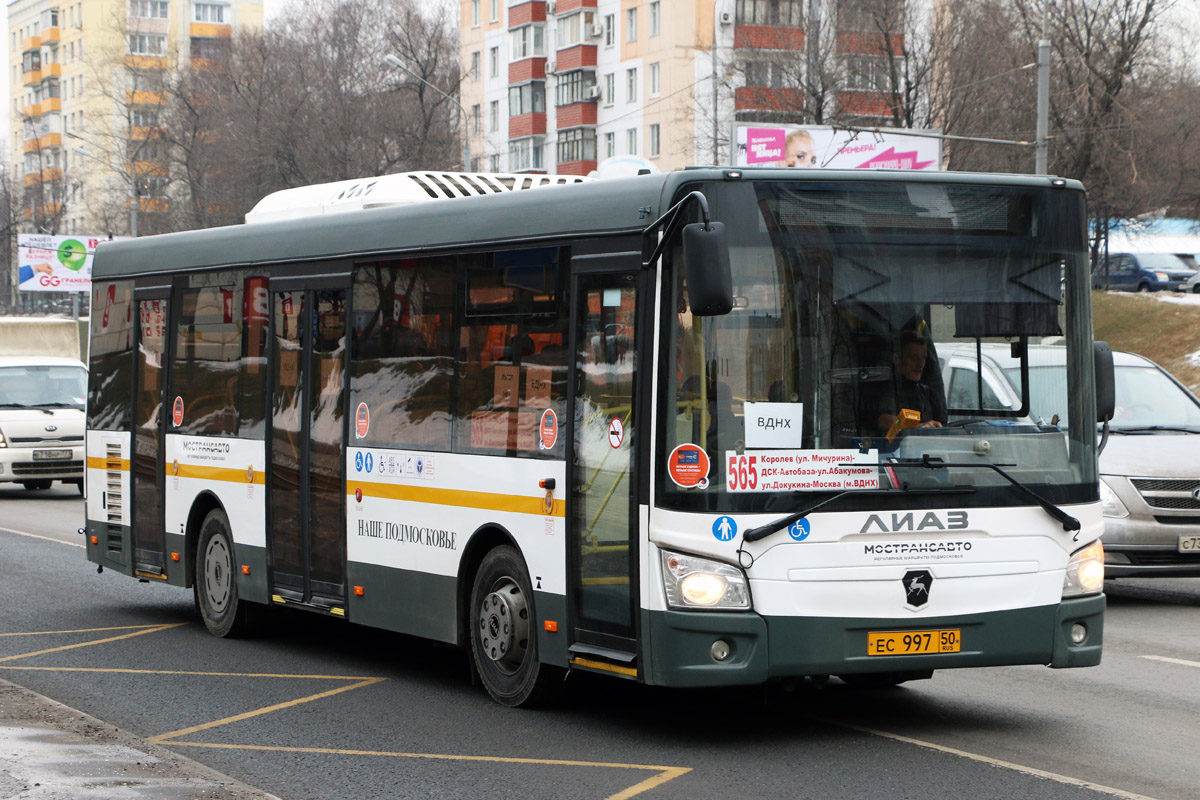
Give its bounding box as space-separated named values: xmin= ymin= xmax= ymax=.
xmin=661 ymin=179 xmax=1097 ymax=513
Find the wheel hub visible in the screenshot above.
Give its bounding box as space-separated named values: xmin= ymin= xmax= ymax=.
xmin=478 ymin=579 xmax=529 ymax=673
xmin=204 ymin=538 xmax=232 ymax=613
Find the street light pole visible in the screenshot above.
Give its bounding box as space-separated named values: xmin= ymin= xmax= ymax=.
xmin=1035 ymin=8 xmax=1050 ymax=174
xmin=385 ymin=54 xmax=472 ymax=172
xmin=712 ymin=0 xmax=720 ymax=165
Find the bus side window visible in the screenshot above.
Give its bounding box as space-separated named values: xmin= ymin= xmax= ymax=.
xmin=351 ymin=259 xmax=455 ymax=452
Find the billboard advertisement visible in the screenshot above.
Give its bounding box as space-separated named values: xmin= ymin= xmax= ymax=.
xmin=735 ymin=125 xmax=942 ymax=171
xmin=17 ymin=234 xmax=124 ymax=293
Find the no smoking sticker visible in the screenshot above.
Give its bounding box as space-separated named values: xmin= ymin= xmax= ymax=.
xmin=608 ymin=417 xmax=624 ymax=449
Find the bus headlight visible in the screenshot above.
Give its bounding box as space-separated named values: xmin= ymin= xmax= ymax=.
xmin=1063 ymin=541 xmax=1105 ymax=597
xmin=1098 ymin=479 xmax=1128 ymax=518
xmin=661 ymin=549 xmax=750 ymax=610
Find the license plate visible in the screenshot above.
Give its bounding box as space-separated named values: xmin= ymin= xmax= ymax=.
xmin=32 ymin=449 xmax=72 ymax=461
xmin=1179 ymin=535 xmax=1200 ymax=553
xmin=868 ymin=629 xmax=961 ymax=656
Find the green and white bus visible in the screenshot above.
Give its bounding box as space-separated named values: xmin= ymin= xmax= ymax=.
xmin=85 ymin=168 xmax=1110 ymax=706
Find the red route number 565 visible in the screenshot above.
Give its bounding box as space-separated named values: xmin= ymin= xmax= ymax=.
xmin=726 ymin=454 xmax=758 ymax=491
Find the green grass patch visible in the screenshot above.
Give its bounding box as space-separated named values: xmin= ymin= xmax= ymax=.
xmin=1092 ymin=291 xmax=1200 ymax=392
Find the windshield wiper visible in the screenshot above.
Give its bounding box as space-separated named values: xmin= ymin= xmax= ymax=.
xmin=742 ymin=485 xmax=977 ymax=543
xmin=889 ymin=455 xmax=1079 ymax=532
xmin=32 ymin=402 xmax=82 ymax=409
xmin=0 ymin=403 xmax=54 ymax=415
xmin=1111 ymin=425 xmax=1200 ymax=435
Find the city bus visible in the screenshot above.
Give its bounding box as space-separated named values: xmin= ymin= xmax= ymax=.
xmin=85 ymin=168 xmax=1111 ymax=706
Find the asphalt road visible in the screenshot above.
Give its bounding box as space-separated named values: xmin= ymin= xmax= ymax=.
xmin=2 ymin=482 xmax=1198 ymax=800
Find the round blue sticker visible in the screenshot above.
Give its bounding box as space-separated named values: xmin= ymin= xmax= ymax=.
xmin=365 ymin=453 xmax=374 ymax=473
xmin=354 ymin=452 xmax=364 ymax=472
xmin=712 ymin=516 xmax=737 ymax=542
xmin=788 ymin=519 xmax=811 ymax=541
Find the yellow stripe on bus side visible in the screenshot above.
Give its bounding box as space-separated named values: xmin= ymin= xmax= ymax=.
xmin=87 ymin=457 xmax=130 ymax=471
xmin=350 ymin=481 xmax=565 ymax=518
xmin=162 ymin=463 xmax=266 ymax=485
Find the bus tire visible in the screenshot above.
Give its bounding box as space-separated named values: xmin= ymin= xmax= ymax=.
xmin=195 ymin=509 xmax=254 ymax=638
xmin=469 ymin=545 xmax=560 ymax=707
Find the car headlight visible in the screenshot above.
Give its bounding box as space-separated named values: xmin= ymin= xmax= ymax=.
xmin=1155 ymin=272 xmax=1169 ymax=281
xmin=0 ymin=427 xmax=6 ymax=448
xmin=1063 ymin=540 xmax=1105 ymax=597
xmin=661 ymin=549 xmax=750 ymax=610
xmin=1098 ymin=478 xmax=1128 ymax=518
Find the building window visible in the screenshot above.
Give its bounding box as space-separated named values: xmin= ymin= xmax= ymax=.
xmin=626 ymin=128 xmax=637 ymax=155
xmin=558 ymin=11 xmax=596 ymax=48
xmin=490 ymin=0 xmax=499 ymax=22
xmin=603 ymin=73 xmax=615 ymax=105
xmin=839 ymin=0 xmax=903 ymax=32
xmin=625 ymin=8 xmax=637 ymax=42
xmin=129 ymin=1 xmax=168 ymax=19
xmin=650 ymin=62 xmax=660 ymax=96
xmin=625 ymin=67 xmax=637 ymax=103
xmin=131 ymin=108 xmax=158 ymax=127
xmin=489 ymin=154 xmax=500 ymax=172
xmin=127 ymin=33 xmax=166 ymax=56
xmin=471 ymin=51 xmax=480 ymax=81
xmin=604 ymin=131 xmax=615 ymax=158
xmin=508 ymin=81 xmax=545 ymax=116
xmin=604 ymin=14 xmax=615 ymax=46
xmin=489 ymin=100 xmax=499 ymax=131
xmin=489 ymin=46 xmax=499 ymax=78
xmin=192 ymin=37 xmax=229 ymax=59
xmin=510 ymin=24 xmax=545 ymax=60
xmin=509 ymin=137 xmax=544 ymax=171
xmin=650 ymin=123 xmax=660 ymax=157
xmin=650 ymin=2 xmax=660 ymax=36
xmin=471 ymin=103 xmax=481 ymax=133
xmin=745 ymin=60 xmax=788 ymax=88
xmin=472 ymin=0 xmax=480 ymax=26
xmin=193 ymin=3 xmax=225 ymax=23
xmin=736 ymin=0 xmax=803 ymax=26
xmin=557 ymin=128 xmax=596 ymax=163
xmin=843 ymin=54 xmax=899 ymax=92
xmin=555 ymin=70 xmax=597 ymax=106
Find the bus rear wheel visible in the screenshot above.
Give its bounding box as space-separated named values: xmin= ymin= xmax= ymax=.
xmin=195 ymin=509 xmax=254 ymax=638
xmin=469 ymin=545 xmax=560 ymax=707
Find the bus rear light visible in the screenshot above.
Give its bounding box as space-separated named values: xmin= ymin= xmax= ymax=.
xmin=544 ymin=620 xmax=558 ymax=632
xmin=90 ymin=536 xmax=98 ymax=545
xmin=353 ymin=585 xmax=364 ymax=596
xmin=171 ymin=552 xmax=180 ymax=562
xmin=241 ymin=565 xmax=250 ymax=574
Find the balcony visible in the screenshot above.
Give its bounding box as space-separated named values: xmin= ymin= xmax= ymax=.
xmin=41 ymin=167 xmax=63 ymax=182
xmin=43 ymin=97 xmax=61 ymax=113
xmin=23 ymin=133 xmax=62 ymax=154
xmin=555 ymin=45 xmax=597 ymax=71
xmin=24 ymin=70 xmax=43 ymax=87
xmin=124 ymin=55 xmax=168 ymax=70
xmin=190 ymin=22 xmax=231 ymax=38
xmin=24 ymin=104 xmax=42 ymax=119
xmin=42 ymin=63 xmax=62 ymax=78
xmin=734 ymin=86 xmax=804 ymax=113
xmin=509 ymin=113 xmax=547 ymax=138
xmin=734 ymin=25 xmax=805 ymax=50
xmin=509 ymin=58 xmax=547 ymax=83
xmin=42 ymin=27 xmax=60 ymax=46
xmin=556 ymin=103 xmax=597 ymax=128
xmin=22 ymin=36 xmax=42 ymax=52
xmin=556 ymin=160 xmax=596 ymax=176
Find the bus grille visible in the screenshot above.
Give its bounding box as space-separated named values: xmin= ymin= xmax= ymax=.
xmin=105 ymin=443 xmax=124 ymax=556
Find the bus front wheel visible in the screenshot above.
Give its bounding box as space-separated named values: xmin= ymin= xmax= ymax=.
xmin=469 ymin=545 xmax=560 ymax=707
xmin=195 ymin=509 xmax=254 ymax=638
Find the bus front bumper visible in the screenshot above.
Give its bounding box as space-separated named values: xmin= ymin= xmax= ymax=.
xmin=643 ymin=594 xmax=1104 ymax=687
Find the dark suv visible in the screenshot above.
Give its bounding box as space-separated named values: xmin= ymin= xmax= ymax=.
xmin=1091 ymin=252 xmax=1196 ymax=292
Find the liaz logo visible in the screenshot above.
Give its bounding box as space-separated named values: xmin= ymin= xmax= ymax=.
xmin=860 ymin=511 xmax=969 ymax=533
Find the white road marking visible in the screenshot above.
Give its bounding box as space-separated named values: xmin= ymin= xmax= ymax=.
xmin=833 ymin=720 xmax=1161 ymax=800
xmin=0 ymin=528 xmax=84 ymax=548
xmin=1141 ymin=654 xmax=1200 ymax=669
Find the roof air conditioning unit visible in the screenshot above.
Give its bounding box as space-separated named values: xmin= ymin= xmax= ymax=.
xmin=587 ymin=85 xmax=603 ymax=100
xmin=545 ymin=59 xmax=556 ymax=75
xmin=589 ymin=22 xmax=605 ymax=38
xmin=720 ymin=11 xmax=732 ymax=24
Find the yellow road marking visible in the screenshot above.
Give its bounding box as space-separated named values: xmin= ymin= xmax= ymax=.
xmin=0 ymin=623 xmax=184 ymax=663
xmin=159 ymin=741 xmax=690 ymax=800
xmin=149 ymin=677 xmax=388 ymax=743
xmin=833 ymin=720 xmax=1160 ymax=800
xmin=0 ymin=624 xmax=168 ymax=637
xmin=0 ymin=527 xmax=84 ymax=548
xmin=1142 ymin=654 xmax=1200 ymax=669
xmin=0 ymin=666 xmax=380 ymax=680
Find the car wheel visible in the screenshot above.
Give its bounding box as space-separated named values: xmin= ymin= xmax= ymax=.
xmin=20 ymin=480 xmax=52 ymax=491
xmin=469 ymin=545 xmax=562 ymax=707
xmin=1193 ymin=284 xmax=1200 ymax=294
xmin=1137 ymin=282 xmax=1151 ymax=292
xmin=195 ymin=509 xmax=256 ymax=638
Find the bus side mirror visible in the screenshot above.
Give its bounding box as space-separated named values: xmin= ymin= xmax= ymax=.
xmin=682 ymin=221 xmax=733 ymax=316
xmin=1094 ymin=340 xmax=1115 ymax=422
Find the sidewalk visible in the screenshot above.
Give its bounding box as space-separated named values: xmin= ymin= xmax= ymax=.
xmin=0 ymin=678 xmax=280 ymax=800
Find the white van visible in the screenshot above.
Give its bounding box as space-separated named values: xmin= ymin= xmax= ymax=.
xmin=0 ymin=356 xmax=87 ymax=493
xmin=938 ymin=343 xmax=1200 ymax=577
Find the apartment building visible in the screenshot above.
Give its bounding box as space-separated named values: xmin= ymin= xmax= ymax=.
xmin=460 ymin=0 xmax=905 ymax=175
xmin=8 ymin=0 xmax=264 ymax=236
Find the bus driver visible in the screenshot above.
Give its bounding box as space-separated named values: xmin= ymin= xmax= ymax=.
xmin=875 ymin=330 xmax=947 ymax=435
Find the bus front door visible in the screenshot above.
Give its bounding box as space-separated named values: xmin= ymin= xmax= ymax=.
xmin=569 ymin=271 xmax=640 ymax=669
xmin=268 ymin=287 xmax=348 ymax=610
xmin=132 ymin=295 xmax=169 ymax=578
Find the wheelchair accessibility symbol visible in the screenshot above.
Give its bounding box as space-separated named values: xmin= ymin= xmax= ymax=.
xmin=788 ymin=519 xmax=810 ymax=541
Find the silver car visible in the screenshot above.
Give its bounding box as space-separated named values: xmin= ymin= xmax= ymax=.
xmin=939 ymin=345 xmax=1200 ymax=577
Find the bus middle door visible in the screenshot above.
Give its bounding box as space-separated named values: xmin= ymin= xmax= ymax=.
xmin=267 ymin=280 xmax=349 ymax=612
